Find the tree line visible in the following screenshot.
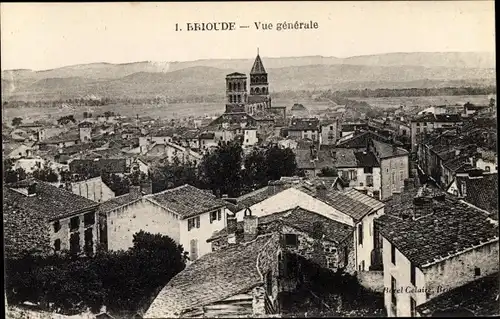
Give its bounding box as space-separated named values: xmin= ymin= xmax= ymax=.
xmin=150 ymin=141 xmax=298 ymax=197
xmin=5 ymin=231 xmax=187 ymax=316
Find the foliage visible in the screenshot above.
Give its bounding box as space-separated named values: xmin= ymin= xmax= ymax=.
xmin=319 ymin=167 xmax=338 ymax=177
xmin=198 ymin=141 xmax=243 ymax=197
xmin=12 ymin=117 xmax=23 ymax=126
xmin=57 ymin=115 xmax=76 ymax=125
xmin=101 ymin=172 xmax=130 ymax=196
xmin=32 ymin=167 xmax=59 ymax=183
xmin=3 ymin=160 xmax=27 ymax=183
xmin=83 ymin=112 xmax=93 ymax=119
xmin=5 ymin=232 xmax=186 ymax=315
xmin=150 ymin=157 xmax=198 ymax=193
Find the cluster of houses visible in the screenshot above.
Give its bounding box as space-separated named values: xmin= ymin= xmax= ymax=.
xmin=3 ymin=54 xmax=498 ymax=318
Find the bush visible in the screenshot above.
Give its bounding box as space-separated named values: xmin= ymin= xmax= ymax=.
xmin=5 ymin=232 xmax=186 ymax=315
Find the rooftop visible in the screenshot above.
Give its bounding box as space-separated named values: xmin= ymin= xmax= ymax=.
xmin=288 ymin=118 xmax=320 ymax=131
xmin=376 ymin=189 xmax=499 ymax=268
xmin=147 ymin=184 xmax=227 ymax=219
xmin=208 ymin=206 xmax=354 ymax=244
xmin=4 ymin=179 xmax=99 ymax=257
xmin=250 ymin=54 xmax=267 ymax=74
xmin=299 ymin=186 xmax=384 ymax=221
xmin=416 ymin=272 xmax=499 ymax=317
xmin=144 ymin=233 xmax=280 ymax=318
xmin=455 ymin=172 xmax=498 ymax=216
xmin=372 ymin=139 xmax=409 ymax=159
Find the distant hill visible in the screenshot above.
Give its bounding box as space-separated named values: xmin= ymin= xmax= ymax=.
xmin=1 ymin=52 xmax=496 ymax=101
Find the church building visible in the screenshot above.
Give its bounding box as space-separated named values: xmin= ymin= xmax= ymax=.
xmin=225 ymin=51 xmax=272 ymax=115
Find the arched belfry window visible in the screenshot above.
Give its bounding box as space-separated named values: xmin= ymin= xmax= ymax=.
xmin=255 ymin=87 xmax=260 ymax=94
xmin=237 ymin=82 xmax=241 ymax=91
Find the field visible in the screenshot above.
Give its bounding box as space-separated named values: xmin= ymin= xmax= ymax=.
xmin=2 ymin=95 xmax=494 ymax=124
xmin=352 ymin=95 xmax=494 ymax=109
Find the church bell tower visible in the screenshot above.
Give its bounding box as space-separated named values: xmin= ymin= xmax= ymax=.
xmin=249 ymin=49 xmax=269 ymax=97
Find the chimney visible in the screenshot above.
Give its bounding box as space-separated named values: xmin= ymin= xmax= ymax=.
xmin=129 ymin=185 xmax=142 ymax=200
xmin=27 ymin=182 xmax=37 ymax=197
xmin=227 ymin=214 xmax=238 ymax=245
xmin=243 ymin=208 xmax=258 ymax=241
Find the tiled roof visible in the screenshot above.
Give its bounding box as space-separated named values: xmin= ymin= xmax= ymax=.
xmin=334 ymin=148 xmax=358 ymax=168
xmin=295 ymin=149 xmax=336 ymax=170
xmin=376 ymin=195 xmax=499 ymax=268
xmin=146 ymin=184 xmax=227 ymax=219
xmin=288 ymin=118 xmax=320 ymax=131
xmin=372 ymin=139 xmax=409 ymax=159
xmin=354 ymin=150 xmax=380 ymax=167
xmin=455 ymin=172 xmax=498 ymax=215
xmin=144 ymin=233 xmax=280 ymax=318
xmin=342 ymin=188 xmax=385 ymax=212
xmin=443 ymin=155 xmax=473 ymax=172
xmin=208 ymin=206 xmax=354 ymax=244
xmin=199 ymin=132 xmax=215 ymax=139
xmin=416 ymin=272 xmax=499 ymax=317
xmin=248 ymin=95 xmax=270 ymax=105
xmin=337 ymin=131 xmax=389 ymax=149
xmin=298 ymin=186 xmax=380 ymax=221
xmin=4 ymin=179 xmax=99 ymax=257
xmin=97 ymin=193 xmax=141 ymax=215
xmin=70 ymin=158 xmax=127 ymax=174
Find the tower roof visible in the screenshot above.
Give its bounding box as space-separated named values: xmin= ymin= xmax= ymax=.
xmin=250 ymin=54 xmax=267 ymax=74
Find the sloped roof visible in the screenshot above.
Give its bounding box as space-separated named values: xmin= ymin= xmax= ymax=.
xmin=416 ymin=272 xmax=499 ymax=317
xmin=226 ymin=72 xmax=246 ymax=77
xmin=372 ymin=139 xmax=409 ymax=159
xmin=376 ymin=195 xmax=499 ymax=268
xmin=288 ymin=118 xmax=320 ymax=131
xmin=97 ymin=192 xmax=141 ymax=215
xmin=455 ymin=172 xmax=498 ymax=216
xmin=336 ymin=131 xmax=390 ymax=148
xmin=146 ymin=184 xmax=227 ymax=219
xmin=4 ymin=179 xmax=99 ymax=257
xmin=298 ymin=186 xmax=381 ymax=221
xmin=208 ymin=206 xmax=354 ymax=244
xmin=250 ymin=54 xmax=267 ymax=74
xmin=144 ymin=233 xmax=280 ymax=318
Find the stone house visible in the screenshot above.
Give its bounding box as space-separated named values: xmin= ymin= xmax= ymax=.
xmin=287 ymin=118 xmax=320 ymax=141
xmin=228 ymin=183 xmax=385 ymax=275
xmin=144 ymin=233 xmax=282 ymax=318
xmin=66 ymin=176 xmax=116 ymax=203
xmin=375 ymin=184 xmax=499 ymax=317
xmin=4 ymin=179 xmax=100 ymax=258
xmin=98 ymin=184 xmax=229 ymax=261
xmin=145 ymin=205 xmax=356 ymax=318
xmin=410 ymin=113 xmax=462 ymax=153
xmin=320 ymin=119 xmax=339 ymax=146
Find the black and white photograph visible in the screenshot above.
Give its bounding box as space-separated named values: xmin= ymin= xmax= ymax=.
xmin=1 ymin=1 xmax=498 ymax=318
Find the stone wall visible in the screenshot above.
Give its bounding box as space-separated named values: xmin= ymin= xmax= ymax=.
xmin=358 ymin=271 xmax=384 ymax=293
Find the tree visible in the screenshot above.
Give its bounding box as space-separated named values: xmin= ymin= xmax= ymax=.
xmin=198 ymin=141 xmax=243 ymax=197
xmin=57 ymin=115 xmax=76 ymax=125
xmin=264 ymin=145 xmax=297 ymax=181
xmin=5 ymin=231 xmax=186 ymax=315
xmin=11 ymin=117 xmax=23 ymax=126
xmin=150 ymin=157 xmax=198 ymax=193
xmin=243 ymin=148 xmax=268 ymax=189
xmin=32 ymin=167 xmax=59 ymax=183
xmin=101 ymin=172 xmax=130 ymax=196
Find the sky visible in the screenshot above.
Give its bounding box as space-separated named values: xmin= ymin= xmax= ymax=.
xmin=1 ymin=1 xmax=495 ymax=71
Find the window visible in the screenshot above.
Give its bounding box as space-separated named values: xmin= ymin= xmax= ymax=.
xmin=358 ymin=223 xmax=363 ymax=246
xmin=392 ymin=172 xmax=396 ymax=184
xmin=410 ymin=297 xmax=417 ymax=317
xmin=217 ymin=210 xmax=222 ymax=221
xmin=84 ymin=228 xmax=93 ymax=256
xmin=70 ymin=216 xmax=80 ymax=231
xmin=84 ymin=212 xmax=95 ymax=227
xmin=210 ymin=211 xmax=217 ymax=224
xmin=344 ymin=246 xmax=349 ymax=265
xmin=410 ymin=263 xmax=416 ymax=286
xmin=485 ymin=166 xmax=491 ymax=172
xmin=391 ymin=276 xmax=397 ymax=316
xmin=391 ymin=244 xmax=396 ymax=265
xmin=188 ymin=216 xmax=201 ymax=231
xmin=330 ymin=125 xmax=333 ymax=130
xmin=364 ymin=167 xmax=373 ymax=174
xmin=285 ymin=234 xmax=298 ymax=247
xmin=70 ymin=232 xmax=80 ymax=255
xmin=190 ymin=239 xmax=198 ymax=260
xmin=53 ymin=221 xmax=61 ymax=233
xmin=400 ymin=171 xmax=404 ymax=182
xmin=361 ymin=260 xmax=365 ymax=271
xmin=474 ymin=267 xmax=481 ymax=276
xmin=54 ymin=239 xmax=61 ymax=252
xmin=366 ymin=175 xmax=373 ymax=186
